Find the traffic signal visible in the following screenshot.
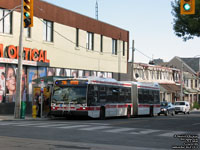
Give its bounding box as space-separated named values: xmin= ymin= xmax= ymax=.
xmin=180 ymin=0 xmax=195 ymax=15
xmin=23 ymin=0 xmax=34 ymax=28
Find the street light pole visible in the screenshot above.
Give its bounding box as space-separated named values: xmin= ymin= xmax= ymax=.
xmin=14 ymin=0 xmax=24 ymax=119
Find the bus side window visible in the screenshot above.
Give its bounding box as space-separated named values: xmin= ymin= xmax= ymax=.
xmin=87 ymin=85 xmax=99 ymax=106
xmin=138 ymin=89 xmax=144 ymax=104
xmin=99 ymin=85 xmax=106 ymax=103
xmin=127 ymin=88 xmax=131 ymax=103
xmin=153 ymin=91 xmax=160 ymax=103
xmin=112 ymin=86 xmax=119 ymax=103
xmin=107 ymin=86 xmax=113 ymax=103
xmin=119 ymin=88 xmax=125 ymax=103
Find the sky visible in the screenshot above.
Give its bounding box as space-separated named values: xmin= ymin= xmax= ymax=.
xmin=42 ymin=0 xmax=200 ymax=63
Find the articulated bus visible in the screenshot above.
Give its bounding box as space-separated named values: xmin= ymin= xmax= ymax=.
xmin=120 ymin=81 xmax=161 ymax=116
xmin=50 ymin=77 xmax=160 ymax=119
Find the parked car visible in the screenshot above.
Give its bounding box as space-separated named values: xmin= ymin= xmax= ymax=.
xmin=174 ymin=101 xmax=190 ymax=114
xmin=158 ymin=102 xmax=175 ymax=116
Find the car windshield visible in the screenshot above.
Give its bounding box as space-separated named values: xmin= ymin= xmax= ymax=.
xmin=52 ymin=86 xmax=87 ymax=104
xmin=175 ymin=102 xmax=185 ymax=105
xmin=161 ymin=102 xmax=168 ymax=106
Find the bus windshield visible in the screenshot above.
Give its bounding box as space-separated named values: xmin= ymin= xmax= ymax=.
xmin=52 ymin=86 xmax=87 ymax=104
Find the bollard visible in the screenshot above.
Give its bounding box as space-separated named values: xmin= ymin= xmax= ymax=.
xmin=32 ymin=105 xmax=37 ymax=119
xmin=20 ymin=101 xmax=26 ymax=119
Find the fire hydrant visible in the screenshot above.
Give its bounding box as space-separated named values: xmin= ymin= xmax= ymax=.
xmin=32 ymin=105 xmax=37 ymax=118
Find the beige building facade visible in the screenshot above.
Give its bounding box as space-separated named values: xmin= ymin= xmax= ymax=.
xmin=0 ymin=0 xmax=129 ymax=114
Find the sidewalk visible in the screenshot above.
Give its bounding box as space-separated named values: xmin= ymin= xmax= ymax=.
xmin=0 ymin=114 xmax=50 ymax=121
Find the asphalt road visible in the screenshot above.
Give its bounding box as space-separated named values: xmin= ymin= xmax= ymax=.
xmin=0 ymin=111 xmax=199 ymax=150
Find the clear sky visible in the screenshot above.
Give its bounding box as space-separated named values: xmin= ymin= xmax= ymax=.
xmin=42 ymin=0 xmax=200 ymax=63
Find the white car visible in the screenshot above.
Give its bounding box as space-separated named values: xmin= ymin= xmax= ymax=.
xmin=174 ymin=101 xmax=190 ymax=114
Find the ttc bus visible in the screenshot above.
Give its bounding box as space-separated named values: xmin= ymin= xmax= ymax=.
xmin=50 ymin=77 xmax=160 ymax=119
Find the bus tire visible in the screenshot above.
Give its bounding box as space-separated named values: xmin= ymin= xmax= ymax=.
xmin=127 ymin=105 xmax=131 ymax=118
xmin=100 ymin=107 xmax=105 ymax=120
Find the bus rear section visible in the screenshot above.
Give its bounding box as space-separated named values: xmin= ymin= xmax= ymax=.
xmin=133 ymin=82 xmax=160 ymax=116
xmin=50 ymin=77 xmax=133 ymax=119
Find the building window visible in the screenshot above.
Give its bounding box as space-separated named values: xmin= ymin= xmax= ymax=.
xmin=76 ymin=28 xmax=79 ymax=47
xmin=112 ymin=39 xmax=117 ymax=55
xmin=43 ymin=20 xmax=53 ymax=42
xmin=0 ymin=8 xmax=12 ymax=34
xmin=123 ymin=41 xmax=125 ymax=56
xmin=100 ymin=35 xmax=103 ymax=52
xmin=26 ymin=27 xmax=31 ymax=38
xmin=87 ymin=32 xmax=94 ymax=50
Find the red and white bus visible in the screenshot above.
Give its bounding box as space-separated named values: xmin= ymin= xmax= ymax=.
xmin=50 ymin=77 xmax=132 ymax=119
xmin=120 ymin=81 xmax=161 ymax=116
xmin=50 ymin=77 xmax=160 ymax=119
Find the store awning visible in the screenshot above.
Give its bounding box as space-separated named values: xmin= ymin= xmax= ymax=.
xmin=184 ymin=88 xmax=199 ymax=94
xmin=160 ymin=84 xmax=180 ymax=93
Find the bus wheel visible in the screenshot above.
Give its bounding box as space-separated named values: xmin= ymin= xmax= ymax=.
xmin=100 ymin=107 xmax=105 ymax=120
xmin=127 ymin=106 xmax=131 ymax=118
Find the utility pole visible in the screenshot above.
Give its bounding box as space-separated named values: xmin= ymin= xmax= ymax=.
xmin=180 ymin=62 xmax=184 ymax=101
xmin=131 ymin=40 xmax=135 ymax=81
xmin=14 ymin=0 xmax=24 ymax=119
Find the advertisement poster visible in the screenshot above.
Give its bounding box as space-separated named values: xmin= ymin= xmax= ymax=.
xmin=47 ymin=67 xmax=55 ymax=76
xmin=6 ymin=65 xmax=17 ymax=103
xmin=84 ymin=71 xmax=90 ymax=77
xmin=21 ymin=67 xmax=27 ymax=102
xmin=38 ymin=67 xmax=47 ymax=78
xmin=28 ymin=67 xmax=38 ymax=102
xmin=0 ymin=64 xmax=5 ymax=103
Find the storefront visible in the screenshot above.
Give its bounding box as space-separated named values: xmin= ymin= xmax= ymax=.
xmin=0 ymin=43 xmax=113 ymax=114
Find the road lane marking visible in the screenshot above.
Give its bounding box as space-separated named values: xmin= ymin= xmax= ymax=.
xmin=104 ymin=128 xmax=134 ymax=133
xmin=139 ymin=129 xmax=161 ymax=134
xmin=15 ymin=123 xmax=48 ymax=126
xmin=79 ymin=126 xmax=112 ymax=131
xmin=36 ymin=124 xmax=70 ymax=127
xmin=58 ymin=124 xmax=90 ymax=129
xmin=159 ymin=131 xmax=186 ymax=137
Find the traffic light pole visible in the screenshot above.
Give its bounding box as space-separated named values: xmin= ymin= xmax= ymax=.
xmin=14 ymin=0 xmax=24 ymax=119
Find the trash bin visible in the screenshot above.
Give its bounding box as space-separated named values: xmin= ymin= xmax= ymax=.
xmin=21 ymin=101 xmax=26 ymax=119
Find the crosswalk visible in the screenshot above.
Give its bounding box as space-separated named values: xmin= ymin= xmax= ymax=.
xmin=0 ymin=121 xmax=199 ymax=138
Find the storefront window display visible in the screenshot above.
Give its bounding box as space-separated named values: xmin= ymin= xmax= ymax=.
xmin=78 ymin=70 xmax=83 ymax=77
xmin=47 ymin=67 xmax=55 ymax=76
xmin=38 ymin=67 xmax=47 ymax=78
xmin=6 ymin=65 xmax=17 ymax=103
xmin=71 ymin=70 xmax=78 ymax=78
xmin=0 ymin=65 xmax=5 ymax=103
xmin=56 ymin=68 xmax=65 ymax=76
xmin=28 ymin=67 xmax=38 ymax=102
xmin=65 ymin=69 xmax=70 ymax=77
xmin=84 ymin=71 xmax=90 ymax=77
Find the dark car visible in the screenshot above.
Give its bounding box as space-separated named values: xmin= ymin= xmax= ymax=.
xmin=158 ymin=102 xmax=175 ymax=116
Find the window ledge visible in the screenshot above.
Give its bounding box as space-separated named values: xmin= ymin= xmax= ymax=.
xmin=25 ymin=37 xmax=32 ymax=42
xmin=43 ymin=41 xmax=54 ymax=45
xmin=0 ymin=33 xmax=13 ymax=38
